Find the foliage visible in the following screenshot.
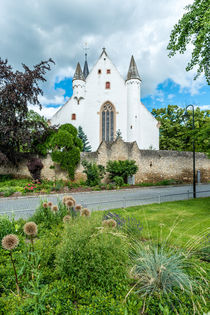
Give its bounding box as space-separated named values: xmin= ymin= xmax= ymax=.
xmin=78 ymin=126 xmax=92 ymax=152
xmin=167 ymin=0 xmax=210 ymax=84
xmin=106 ymin=160 xmax=138 ymax=184
xmin=82 ymin=160 xmax=105 ymax=186
xmin=113 ymin=176 xmax=124 ymax=186
xmin=56 ymin=217 xmax=129 ymax=292
xmin=50 ymin=124 xmax=83 ymax=179
xmin=0 ymin=215 xmax=16 ymax=241
xmin=0 ymin=198 xmax=209 ymax=314
xmin=27 ymin=157 xmax=43 ymax=181
xmin=30 ymin=199 xmax=69 ymax=229
xmin=152 ymin=105 xmax=210 ymax=153
xmin=28 ymin=111 xmax=57 ymax=157
xmin=0 ymin=58 xmax=54 ymax=165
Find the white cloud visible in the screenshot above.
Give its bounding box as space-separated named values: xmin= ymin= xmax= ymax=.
xmin=28 ymin=104 xmax=62 ymax=119
xmin=196 ymin=105 xmax=210 ymax=111
xmin=1 ymin=0 xmax=205 ymax=113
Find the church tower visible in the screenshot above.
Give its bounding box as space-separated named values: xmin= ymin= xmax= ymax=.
xmin=126 ymin=56 xmax=141 ymax=142
xmin=72 ymin=62 xmax=86 ymax=103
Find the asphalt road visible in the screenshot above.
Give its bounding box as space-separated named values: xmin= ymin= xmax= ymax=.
xmin=0 ymin=184 xmax=210 ymax=219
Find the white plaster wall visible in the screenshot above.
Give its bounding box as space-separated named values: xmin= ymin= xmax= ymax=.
xmin=80 ymin=51 xmax=127 ymax=151
xmin=139 ymin=103 xmax=159 ymax=149
xmin=126 ymin=79 xmax=141 ymax=143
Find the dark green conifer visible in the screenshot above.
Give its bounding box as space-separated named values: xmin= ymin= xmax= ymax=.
xmin=78 ymin=126 xmax=92 ymax=152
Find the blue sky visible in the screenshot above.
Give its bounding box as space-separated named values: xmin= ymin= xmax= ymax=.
xmin=142 ymin=79 xmax=210 ymax=111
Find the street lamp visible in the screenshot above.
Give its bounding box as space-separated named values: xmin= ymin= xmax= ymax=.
xmin=184 ymin=105 xmax=196 ymax=198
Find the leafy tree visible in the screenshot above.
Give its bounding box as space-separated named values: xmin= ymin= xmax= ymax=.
xmin=78 ymin=126 xmax=92 ymax=152
xmin=152 ymin=105 xmax=210 ymax=154
xmin=167 ymin=0 xmax=210 ymax=84
xmin=0 ymin=58 xmax=54 ymax=164
xmin=50 ymin=124 xmax=83 ymax=179
xmin=27 ymin=110 xmax=56 ymax=156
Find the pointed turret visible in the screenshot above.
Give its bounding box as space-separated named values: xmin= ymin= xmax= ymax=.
xmin=73 ymin=62 xmax=85 ymax=81
xmin=83 ymin=56 xmax=89 ymax=79
xmin=126 ymin=56 xmax=141 ymax=81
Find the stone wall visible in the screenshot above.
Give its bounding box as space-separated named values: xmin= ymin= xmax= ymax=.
xmin=0 ymin=138 xmax=209 ymax=183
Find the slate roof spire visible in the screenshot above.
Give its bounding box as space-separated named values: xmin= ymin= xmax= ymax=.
xmin=73 ymin=62 xmax=85 ymax=81
xmin=126 ymin=55 xmax=141 ymax=81
xmin=83 ymin=53 xmax=89 ymax=79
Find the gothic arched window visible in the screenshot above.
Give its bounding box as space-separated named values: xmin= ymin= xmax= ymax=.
xmin=101 ymin=103 xmax=115 ymax=142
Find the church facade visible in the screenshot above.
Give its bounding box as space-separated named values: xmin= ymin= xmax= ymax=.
xmin=51 ymin=48 xmax=159 ymax=151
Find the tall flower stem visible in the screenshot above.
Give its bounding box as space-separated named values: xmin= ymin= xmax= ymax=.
xmin=9 ymin=251 xmax=20 ymax=295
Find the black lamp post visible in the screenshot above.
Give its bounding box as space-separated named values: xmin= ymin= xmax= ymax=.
xmin=184 ymin=104 xmax=196 ymax=198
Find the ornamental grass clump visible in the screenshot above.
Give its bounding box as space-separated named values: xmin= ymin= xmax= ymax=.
xmin=127 ymin=241 xmax=206 ymax=313
xmin=1 ymin=234 xmax=20 ymax=295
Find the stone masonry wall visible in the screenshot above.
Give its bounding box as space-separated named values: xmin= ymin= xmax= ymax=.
xmin=0 ymin=138 xmax=209 ymax=183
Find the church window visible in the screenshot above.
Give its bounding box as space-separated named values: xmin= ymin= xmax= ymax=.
xmin=107 ymin=69 xmax=111 ymax=74
xmin=98 ymin=69 xmax=101 ymax=74
xmin=105 ymin=81 xmax=110 ymax=89
xmin=72 ymin=113 xmax=76 ymax=120
xmin=101 ymin=102 xmax=115 ymax=142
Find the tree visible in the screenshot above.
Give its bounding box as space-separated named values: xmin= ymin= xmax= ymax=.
xmin=50 ymin=124 xmax=83 ymax=179
xmin=0 ymin=58 xmax=54 ymax=164
xmin=78 ymin=126 xmax=92 ymax=152
xmin=167 ymin=0 xmax=210 ymax=84
xmin=152 ymin=105 xmax=210 ymax=154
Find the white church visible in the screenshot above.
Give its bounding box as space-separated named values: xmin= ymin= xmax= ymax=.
xmin=51 ymin=48 xmax=159 ymax=151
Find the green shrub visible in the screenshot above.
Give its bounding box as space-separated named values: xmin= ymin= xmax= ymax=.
xmin=106 ymin=160 xmax=138 ymax=184
xmin=113 ymin=176 xmax=124 ymax=187
xmin=56 ymin=217 xmax=130 ymax=293
xmin=82 ymin=160 xmax=105 ymax=186
xmin=30 ymin=199 xmax=69 ymax=229
xmin=0 ymin=174 xmax=13 ymax=182
xmin=50 ymin=124 xmax=83 ymax=179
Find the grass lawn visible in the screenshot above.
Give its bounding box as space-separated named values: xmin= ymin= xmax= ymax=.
xmin=0 ymin=197 xmax=209 ymax=314
xmin=103 ymin=197 xmax=210 ymax=246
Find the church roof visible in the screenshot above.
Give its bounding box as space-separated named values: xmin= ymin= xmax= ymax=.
xmin=73 ymin=62 xmax=85 ymax=81
xmin=126 ymin=55 xmax=141 ymax=81
xmin=83 ymin=60 xmax=89 ymax=79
